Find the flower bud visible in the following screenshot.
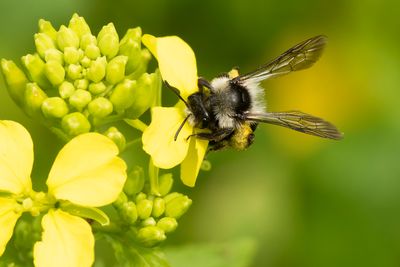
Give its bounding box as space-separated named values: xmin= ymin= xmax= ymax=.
xmin=69 ymin=89 xmax=92 ymax=110
xmin=34 ymin=33 xmax=55 ymax=58
xmin=68 ymin=13 xmax=91 ymax=38
xmin=44 ymin=48 xmax=64 ymax=64
xmin=165 ymin=195 xmax=192 ymax=219
xmin=109 ymin=79 xmax=136 ymax=112
xmin=158 ymin=173 xmax=174 ymax=196
xmin=64 ymin=47 xmax=82 ymax=64
xmin=137 ymin=199 xmax=153 ymax=220
xmin=44 ymin=60 xmax=65 ymax=86
xmin=127 ymin=49 xmax=151 ymax=80
xmin=38 ymin=19 xmax=57 ymax=40
xmin=120 ymin=201 xmax=138 ymax=224
xmin=80 ymin=33 xmax=97 ymax=50
xmin=120 ymin=27 xmax=141 ymax=46
xmin=1 ymin=59 xmax=28 ymax=106
xmin=136 ymin=226 xmax=166 ymax=247
xmin=141 ymin=217 xmax=156 ymax=227
xmin=124 ymin=166 xmax=145 ymax=196
xmin=88 ymin=97 xmax=113 ymax=118
xmin=25 ymin=83 xmax=48 ymax=117
xmin=113 ymin=192 xmax=128 ymax=209
xmin=85 ymin=44 xmax=100 ymax=60
xmin=67 ymin=64 xmax=83 ymax=80
xmin=41 ymin=97 xmax=69 ymax=118
xmin=80 ymin=56 xmax=91 ymax=68
xmin=87 ymin=56 xmax=106 ymax=82
xmin=97 ymin=23 xmax=119 ymax=59
xmin=163 ymin=192 xmax=183 ymax=204
xmin=125 ymin=71 xmax=159 ymax=119
xmin=119 ymin=28 xmax=142 ymax=74
xmin=135 ymin=192 xmax=147 ymax=203
xmin=157 ymin=217 xmax=178 ymax=233
xmin=152 ymin=198 xmax=165 ymax=218
xmin=21 ymin=54 xmax=51 ymax=89
xmin=102 ymin=126 xmax=126 ymax=152
xmin=74 ymin=79 xmax=89 ymax=90
xmin=57 ymin=25 xmax=80 ymax=51
xmin=61 ymin=112 xmax=91 ymax=136
xmin=88 ymin=82 xmax=106 ymax=95
xmin=106 ymin=55 xmax=128 ymax=84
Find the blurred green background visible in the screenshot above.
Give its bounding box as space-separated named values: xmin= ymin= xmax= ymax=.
xmin=1 ymin=1 xmax=399 ymax=266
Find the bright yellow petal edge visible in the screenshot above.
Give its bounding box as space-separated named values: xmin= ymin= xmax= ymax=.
xmin=47 ymin=133 xmax=127 ymax=207
xmin=33 ymin=209 xmax=94 ymax=267
xmin=142 ymin=107 xmax=192 ymax=169
xmin=181 ymin=138 xmax=208 ymax=187
xmin=0 ymin=120 xmax=33 ymax=195
xmin=142 ymin=34 xmax=198 ymax=98
xmin=0 ymin=198 xmax=21 ymax=256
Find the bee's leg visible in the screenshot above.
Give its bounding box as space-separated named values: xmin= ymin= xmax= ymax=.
xmin=164 ymin=80 xmax=189 ymax=107
xmin=187 ymin=128 xmax=234 ymax=142
xmin=197 ymin=77 xmax=213 ymax=93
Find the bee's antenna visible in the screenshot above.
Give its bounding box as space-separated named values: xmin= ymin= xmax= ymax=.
xmin=174 ymin=115 xmax=191 ymax=141
xmin=164 ymin=81 xmax=189 ymax=108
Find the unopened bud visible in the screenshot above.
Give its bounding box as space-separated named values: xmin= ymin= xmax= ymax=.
xmin=102 ymin=126 xmax=125 ymax=152
xmin=113 ymin=192 xmax=128 ymax=209
xmin=123 ymin=166 xmax=145 ymax=196
xmin=165 ymin=195 xmax=192 ymax=219
xmin=67 ymin=64 xmax=83 ymax=80
xmin=88 ymin=82 xmax=106 ymax=95
xmin=69 ymin=89 xmax=91 ymax=110
xmin=34 ymin=33 xmax=55 ymax=58
xmin=136 ymin=226 xmax=166 ymax=247
xmin=141 ymin=217 xmax=156 ymax=227
xmin=106 ymin=55 xmax=128 ymax=84
xmin=64 ymin=47 xmax=82 ymax=64
xmin=127 ymin=49 xmax=151 ymax=80
xmin=137 ymin=199 xmax=153 ymax=220
xmin=85 ymin=44 xmax=101 ymax=60
xmin=109 ymin=79 xmax=136 ymax=112
xmin=158 ymin=173 xmax=174 ymax=196
xmin=157 ymin=217 xmax=178 ymax=233
xmin=44 ymin=49 xmax=64 ymax=64
xmin=68 ymin=13 xmax=91 ymax=38
xmin=88 ymin=97 xmax=113 ymax=118
xmin=44 ymin=60 xmax=65 ymax=86
xmin=135 ymin=192 xmax=147 ymax=203
xmin=41 ymin=97 xmax=69 ymax=118
xmin=125 ymin=71 xmax=159 ymax=119
xmin=38 ymin=19 xmax=57 ymax=40
xmin=25 ymin=83 xmax=48 ymax=117
xmin=87 ymin=56 xmax=106 ymax=82
xmin=97 ymin=23 xmax=119 ymax=59
xmin=1 ymin=59 xmax=28 ymax=106
xmin=119 ymin=28 xmax=142 ymax=74
xmin=163 ymin=192 xmax=183 ymax=204
xmin=152 ymin=198 xmax=165 ymax=218
xmin=80 ymin=56 xmax=91 ymax=68
xmin=74 ymin=79 xmax=89 ymax=90
xmin=59 ymin=81 xmax=75 ymax=99
xmin=57 ymin=25 xmax=80 ymax=51
xmin=120 ymin=201 xmax=138 ymax=224
xmin=61 ymin=112 xmax=91 ymax=136
xmin=80 ymin=33 xmax=97 ymax=50
xmin=21 ymin=54 xmax=51 ymax=89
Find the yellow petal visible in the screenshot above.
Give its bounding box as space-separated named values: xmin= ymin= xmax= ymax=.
xmin=180 ymin=137 xmax=208 ymax=187
xmin=33 ymin=209 xmax=94 ymax=267
xmin=142 ymin=35 xmax=198 ymax=98
xmin=142 ymin=107 xmax=192 ymax=169
xmin=0 ymin=198 xmax=21 ymax=256
xmin=0 ymin=120 xmax=33 ymax=194
xmin=47 ymin=133 xmax=127 ymax=207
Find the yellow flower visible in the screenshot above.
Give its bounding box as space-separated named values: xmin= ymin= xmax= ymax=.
xmin=141 ymin=34 xmax=208 ymax=187
xmin=0 ymin=120 xmax=126 ymax=267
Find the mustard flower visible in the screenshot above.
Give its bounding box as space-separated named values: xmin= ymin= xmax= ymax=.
xmin=0 ymin=120 xmax=126 ymax=266
xmin=141 ymin=35 xmax=208 ymax=187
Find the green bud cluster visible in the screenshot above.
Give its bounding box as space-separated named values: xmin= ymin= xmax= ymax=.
xmin=1 ymin=13 xmax=160 ymax=144
xmin=114 ymin=171 xmax=191 ymax=247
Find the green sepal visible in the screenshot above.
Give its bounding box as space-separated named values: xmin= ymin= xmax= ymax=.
xmin=152 ymin=197 xmax=165 ymax=218
xmin=21 ymin=54 xmax=51 ymax=89
xmin=44 ymin=48 xmax=64 ymax=64
xmin=87 ymin=56 xmax=106 ymax=82
xmin=158 ymin=173 xmax=174 ymax=196
xmin=157 ymin=217 xmax=178 ymax=233
xmin=119 ymin=27 xmax=142 ymax=74
xmin=58 ymin=81 xmax=75 ymax=99
xmin=41 ymin=97 xmax=69 ymax=118
xmin=68 ymin=13 xmax=91 ymax=38
xmin=38 ymin=19 xmax=57 ymax=40
xmin=126 ymin=49 xmax=151 ymax=80
xmin=123 ymin=166 xmax=145 ymax=196
xmin=137 ymin=199 xmax=153 ymax=220
xmin=59 ymin=201 xmax=110 ymax=226
xmin=61 ymin=112 xmax=91 ymax=137
xmin=106 ymin=55 xmax=128 ymax=84
xmin=165 ymin=195 xmax=192 ymax=219
xmin=44 ymin=60 xmax=65 ymax=86
xmin=34 ymin=33 xmax=56 ymax=58
xmin=97 ymin=23 xmax=119 ymax=59
xmin=137 ymin=226 xmax=166 ymax=247
xmin=69 ymin=89 xmax=92 ymax=111
xmin=1 ymin=59 xmax=28 ymax=106
xmin=57 ymin=25 xmax=80 ymax=51
xmin=102 ymin=126 xmax=125 ymax=151
xmin=109 ymin=79 xmax=137 ymax=112
xmin=64 ymin=47 xmax=82 ymax=65
xmin=80 ymin=33 xmax=97 ymax=50
xmin=25 ymin=83 xmax=48 ymax=117
xmin=125 ymin=70 xmax=161 ymax=119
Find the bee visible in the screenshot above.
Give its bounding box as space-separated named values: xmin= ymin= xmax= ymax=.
xmin=168 ymin=35 xmax=343 ymax=151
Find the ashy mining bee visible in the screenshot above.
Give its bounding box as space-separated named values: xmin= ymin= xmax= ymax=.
xmin=168 ymin=35 xmax=343 ymax=151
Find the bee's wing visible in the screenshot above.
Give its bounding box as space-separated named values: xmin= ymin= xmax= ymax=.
xmin=235 ymin=35 xmax=327 ymax=84
xmin=245 ymin=111 xmax=343 ymax=140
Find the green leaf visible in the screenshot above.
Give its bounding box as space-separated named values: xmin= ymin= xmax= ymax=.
xmin=106 ymin=236 xmax=171 ymax=267
xmin=164 ymin=238 xmax=257 ymax=267
xmin=59 ymin=201 xmax=109 ymax=225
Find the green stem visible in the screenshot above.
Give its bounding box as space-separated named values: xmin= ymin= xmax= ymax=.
xmin=148 ymin=158 xmax=160 ymax=196
xmin=124 ymin=119 xmax=148 ymax=132
xmin=93 ymin=114 xmax=125 ymax=127
xmin=125 ymin=137 xmax=142 ymax=150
